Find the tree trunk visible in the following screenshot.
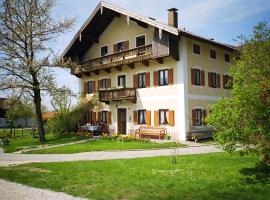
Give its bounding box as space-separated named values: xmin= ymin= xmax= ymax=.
xmin=33 ymin=88 xmax=45 ymax=142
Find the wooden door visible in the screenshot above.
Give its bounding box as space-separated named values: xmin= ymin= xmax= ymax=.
xmin=117 ymin=109 xmax=127 ymax=134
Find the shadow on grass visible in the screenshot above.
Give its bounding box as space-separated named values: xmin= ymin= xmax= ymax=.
xmin=240 ymin=162 xmax=270 ymax=185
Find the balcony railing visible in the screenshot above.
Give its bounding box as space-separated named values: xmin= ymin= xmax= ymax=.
xmin=79 ymin=44 xmax=152 ymax=72
xmin=99 ymin=87 xmax=136 ymax=103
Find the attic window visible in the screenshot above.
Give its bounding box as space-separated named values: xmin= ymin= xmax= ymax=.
xmin=136 ymin=35 xmax=146 ymax=47
xmin=210 ymin=49 xmax=216 ymax=59
xmin=193 ymin=44 xmax=200 ymax=55
xmin=101 ymin=45 xmax=108 ymax=56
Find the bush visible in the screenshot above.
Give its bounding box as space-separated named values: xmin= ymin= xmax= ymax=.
xmin=76 ymin=130 xmax=93 ymax=139
xmin=100 ymin=133 xmax=150 ymax=143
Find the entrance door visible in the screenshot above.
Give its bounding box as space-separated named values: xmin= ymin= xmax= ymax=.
xmin=117 ymin=108 xmax=127 ymax=134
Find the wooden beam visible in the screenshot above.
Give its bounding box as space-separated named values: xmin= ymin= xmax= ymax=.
xmin=142 ymin=60 xmax=149 ymax=67
xmin=130 ymin=17 xmax=148 ymax=28
xmin=93 ymin=70 xmax=99 ymax=75
xmin=127 ymin=63 xmax=135 ymax=69
xmin=105 ymin=68 xmax=111 ymax=73
xmin=115 ymin=66 xmax=122 ymax=71
xmin=84 ymin=72 xmax=91 ymax=76
xmin=156 ymin=57 xmax=164 ymax=64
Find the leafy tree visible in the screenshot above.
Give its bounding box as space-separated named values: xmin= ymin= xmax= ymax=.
xmin=0 ymin=0 xmax=74 ymax=142
xmin=206 ymin=22 xmax=270 ymax=165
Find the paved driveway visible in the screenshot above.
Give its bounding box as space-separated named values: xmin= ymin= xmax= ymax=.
xmin=0 ymin=145 xmax=222 ymax=167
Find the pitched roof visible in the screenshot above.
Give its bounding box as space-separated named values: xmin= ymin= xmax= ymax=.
xmin=62 ymin=1 xmax=236 ymax=58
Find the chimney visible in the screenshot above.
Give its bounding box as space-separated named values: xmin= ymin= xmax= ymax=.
xmin=167 ymin=8 xmax=178 ymax=28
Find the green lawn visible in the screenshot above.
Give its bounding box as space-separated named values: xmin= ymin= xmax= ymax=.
xmin=25 ymin=140 xmax=186 ymax=154
xmin=0 ymin=153 xmax=269 ymax=200
xmin=1 ymin=134 xmax=81 ymax=153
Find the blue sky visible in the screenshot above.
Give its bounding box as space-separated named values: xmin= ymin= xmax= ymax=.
xmin=3 ymin=0 xmax=270 ymax=110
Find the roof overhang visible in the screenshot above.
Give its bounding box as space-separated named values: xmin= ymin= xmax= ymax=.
xmin=61 ymin=1 xmax=179 ymax=59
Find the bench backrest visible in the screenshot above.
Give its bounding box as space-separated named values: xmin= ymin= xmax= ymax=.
xmin=138 ymin=126 xmax=166 ymax=134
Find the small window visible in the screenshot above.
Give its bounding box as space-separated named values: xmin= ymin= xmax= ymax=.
xmin=136 ymin=35 xmax=146 ymax=47
xmin=101 ymin=111 xmax=108 ymax=123
xmin=193 ymin=44 xmax=201 ymax=55
xmin=118 ymin=75 xmax=126 ymax=87
xmin=159 ymin=109 xmax=169 ymax=125
xmin=138 ymin=73 xmax=146 ymax=88
xmin=138 ymin=110 xmax=146 ymax=124
xmin=116 ymin=42 xmax=125 ymax=52
xmin=159 ymin=70 xmax=168 ymax=86
xmin=101 ymin=46 xmax=108 ymax=56
xmin=195 ymin=109 xmax=203 ymax=126
xmin=210 ymin=49 xmax=216 ymax=59
xmin=88 ymin=81 xmax=95 ymax=94
xmin=101 ymin=79 xmax=108 ymax=89
xmin=224 ymin=53 xmax=230 ymax=62
xmin=210 ymin=72 xmax=217 ymax=88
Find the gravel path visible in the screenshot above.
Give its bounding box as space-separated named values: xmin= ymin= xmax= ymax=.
xmin=0 ymin=179 xmax=87 ymax=200
xmin=0 ymin=145 xmax=222 ymax=167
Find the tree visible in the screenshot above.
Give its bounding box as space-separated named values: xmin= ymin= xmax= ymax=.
xmin=0 ymin=0 xmax=74 ymax=142
xmin=4 ymin=97 xmax=22 ymax=136
xmin=206 ymin=22 xmax=270 ymax=165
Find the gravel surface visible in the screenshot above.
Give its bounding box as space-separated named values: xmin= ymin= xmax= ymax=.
xmin=0 ymin=179 xmax=87 ymax=200
xmin=0 ymin=145 xmax=222 ymax=167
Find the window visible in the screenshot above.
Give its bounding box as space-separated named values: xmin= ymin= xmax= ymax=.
xmin=159 ymin=70 xmax=168 ymax=86
xmin=210 ymin=72 xmax=217 ymax=88
xmin=224 ymin=53 xmax=230 ymax=62
xmin=223 ymin=75 xmax=232 ymax=89
xmin=210 ymin=49 xmax=216 ymax=59
xmin=88 ymin=81 xmax=95 ymax=94
xmin=138 ymin=73 xmax=146 ymax=88
xmin=101 ymin=111 xmax=108 ymax=123
xmin=101 ymin=45 xmax=108 ymax=56
xmin=118 ymin=75 xmax=126 ymax=87
xmin=116 ymin=42 xmax=125 ymax=52
xmin=159 ymin=109 xmax=169 ymax=125
xmin=195 ymin=109 xmax=203 ymax=126
xmin=136 ymin=35 xmax=146 ymax=47
xmin=193 ymin=44 xmax=201 ymax=55
xmin=194 ymin=69 xmax=201 ymax=86
xmin=87 ymin=111 xmax=93 ymax=123
xmin=101 ymin=79 xmax=108 ymax=89
xmin=138 ymin=110 xmax=146 ymax=124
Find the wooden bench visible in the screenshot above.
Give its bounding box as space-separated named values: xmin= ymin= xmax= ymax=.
xmin=187 ymin=130 xmax=213 ymax=142
xmin=135 ymin=126 xmax=166 ymax=140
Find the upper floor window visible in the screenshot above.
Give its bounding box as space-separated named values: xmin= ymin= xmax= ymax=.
xmin=101 ymin=79 xmax=108 ymax=89
xmin=224 ymin=53 xmax=230 ymax=62
xmin=194 ymin=69 xmax=201 ymax=86
xmin=118 ymin=75 xmax=126 ymax=87
xmin=116 ymin=41 xmax=125 ymax=52
xmin=208 ymin=72 xmax=220 ymax=88
xmin=210 ymin=49 xmax=216 ymax=59
xmin=138 ymin=110 xmax=146 ymax=124
xmin=136 ymin=35 xmax=146 ymax=47
xmin=88 ymin=81 xmax=95 ymax=94
xmin=159 ymin=70 xmax=168 ymax=86
xmin=223 ymin=75 xmax=233 ymax=89
xmin=101 ymin=111 xmax=108 ymax=123
xmin=210 ymin=72 xmax=217 ymax=88
xmin=138 ymin=73 xmax=146 ymax=88
xmin=159 ymin=109 xmax=169 ymax=125
xmin=193 ymin=44 xmax=201 ymax=55
xmin=101 ymin=45 xmax=108 ymax=56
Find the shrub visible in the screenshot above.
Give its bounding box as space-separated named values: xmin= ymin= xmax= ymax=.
xmin=76 ymin=130 xmax=93 ymax=139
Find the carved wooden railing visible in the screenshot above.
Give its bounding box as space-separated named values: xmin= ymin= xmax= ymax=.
xmin=79 ymin=44 xmax=152 ymax=72
xmin=99 ymin=88 xmax=136 ymax=103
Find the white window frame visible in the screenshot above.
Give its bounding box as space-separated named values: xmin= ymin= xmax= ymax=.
xmin=135 ymin=33 xmax=146 ymax=48
xmin=100 ymin=44 xmax=109 ymax=56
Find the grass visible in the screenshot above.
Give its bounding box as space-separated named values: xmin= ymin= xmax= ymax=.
xmin=25 ymin=139 xmax=186 ymax=154
xmin=0 ymin=153 xmax=269 ymax=200
xmin=0 ymin=133 xmax=81 ymax=153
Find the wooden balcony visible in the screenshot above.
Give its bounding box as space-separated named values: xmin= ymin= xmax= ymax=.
xmin=74 ymin=44 xmax=153 ymax=75
xmin=99 ymin=88 xmax=136 ymax=104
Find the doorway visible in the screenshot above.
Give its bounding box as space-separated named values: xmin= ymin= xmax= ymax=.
xmin=117 ymin=108 xmax=127 ymax=134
